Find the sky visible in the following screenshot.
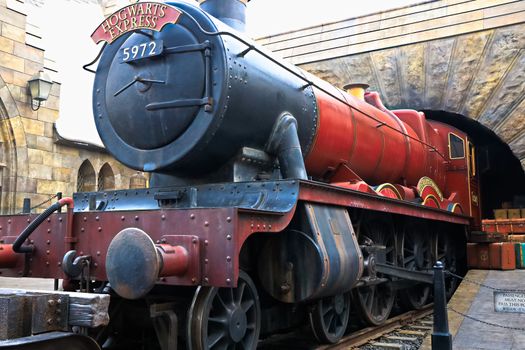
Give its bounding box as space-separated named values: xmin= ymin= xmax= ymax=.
xmin=28 ymin=0 xmax=419 ymax=146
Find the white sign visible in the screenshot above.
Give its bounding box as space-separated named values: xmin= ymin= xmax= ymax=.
xmin=494 ymin=291 xmax=525 ymax=313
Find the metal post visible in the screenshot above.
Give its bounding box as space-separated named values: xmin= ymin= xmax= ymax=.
xmin=432 ymin=261 xmax=452 ymax=350
xmin=22 ymin=198 xmax=31 ymax=214
xmin=57 ymin=192 xmax=62 ymax=213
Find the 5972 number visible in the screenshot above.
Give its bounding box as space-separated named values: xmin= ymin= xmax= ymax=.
xmin=121 ymin=40 xmax=163 ymax=63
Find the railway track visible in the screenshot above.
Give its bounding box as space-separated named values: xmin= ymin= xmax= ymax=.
xmin=259 ymin=304 xmax=433 ymax=349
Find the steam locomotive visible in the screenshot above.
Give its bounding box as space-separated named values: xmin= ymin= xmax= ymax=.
xmin=0 ymin=1 xmax=479 ymax=349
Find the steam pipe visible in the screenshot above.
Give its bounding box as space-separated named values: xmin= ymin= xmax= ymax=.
xmin=266 ymin=114 xmax=308 ymax=180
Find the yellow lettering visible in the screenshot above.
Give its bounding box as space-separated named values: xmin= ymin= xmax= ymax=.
xmin=136 ymin=3 xmax=144 ymax=16
xmin=102 ymin=19 xmax=111 ymax=33
xmin=158 ymin=5 xmax=166 ymax=17
xmin=145 ymin=3 xmax=152 ymax=15
xmin=151 ymin=16 xmax=158 ymax=27
xmin=122 ymin=19 xmax=130 ymax=31
xmin=131 ymin=16 xmax=138 ymax=28
xmin=109 ymin=27 xmax=117 ymax=39
xmin=127 ymin=4 xmax=137 ymax=17
xmin=118 ymin=9 xmax=126 ymax=21
xmin=144 ymin=15 xmax=151 ymax=27
xmin=109 ymin=14 xmax=118 ymax=26
xmin=138 ymin=15 xmax=144 ymax=27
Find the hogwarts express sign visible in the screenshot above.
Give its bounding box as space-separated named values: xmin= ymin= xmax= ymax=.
xmin=91 ymin=2 xmax=182 ymax=44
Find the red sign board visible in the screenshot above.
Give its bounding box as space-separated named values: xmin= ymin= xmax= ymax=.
xmin=91 ymin=2 xmax=182 ymax=44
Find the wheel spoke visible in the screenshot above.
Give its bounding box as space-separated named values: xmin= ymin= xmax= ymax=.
xmin=208 ymin=330 xmax=226 ymax=348
xmin=241 ymin=299 xmax=254 ymax=313
xmin=236 ymin=281 xmax=246 ymax=305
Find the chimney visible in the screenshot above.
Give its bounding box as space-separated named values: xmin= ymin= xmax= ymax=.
xmin=199 ymin=0 xmax=248 ymax=32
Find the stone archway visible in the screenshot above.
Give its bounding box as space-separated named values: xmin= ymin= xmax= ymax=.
xmin=0 ymin=75 xmax=28 ymax=214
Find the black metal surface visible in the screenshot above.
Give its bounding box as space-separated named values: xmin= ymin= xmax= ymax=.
xmin=0 ymin=332 xmax=100 ymax=350
xmin=431 ymin=261 xmax=452 ymax=350
xmin=258 ymin=203 xmax=363 ymax=303
xmin=187 ymin=271 xmax=261 ymax=350
xmin=106 ymin=228 xmax=161 ymax=300
xmin=93 ymin=1 xmax=317 ymax=176
xmin=13 ymin=202 xmax=62 ymax=253
xmin=375 ymin=264 xmax=433 ymax=284
xmin=309 ymin=293 xmax=351 ymax=344
xmin=73 ymin=180 xmax=298 ymax=213
xmin=265 ymin=114 xmax=307 ymax=180
xmin=150 ymin=303 xmax=178 ymax=350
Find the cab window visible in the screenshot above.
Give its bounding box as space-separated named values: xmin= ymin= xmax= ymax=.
xmin=449 ymin=133 xmax=465 ymax=159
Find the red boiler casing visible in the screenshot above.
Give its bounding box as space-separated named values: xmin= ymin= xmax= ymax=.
xmin=304 ymin=75 xmax=446 ymax=190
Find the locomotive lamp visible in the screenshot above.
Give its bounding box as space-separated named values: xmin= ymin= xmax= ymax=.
xmin=28 ymin=69 xmax=53 ymax=111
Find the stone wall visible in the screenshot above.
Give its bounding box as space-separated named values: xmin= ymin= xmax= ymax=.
xmin=259 ymin=0 xmax=525 ymax=169
xmin=0 ymin=0 xmax=140 ymax=213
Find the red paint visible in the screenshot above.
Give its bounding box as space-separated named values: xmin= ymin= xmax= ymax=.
xmin=91 ymin=3 xmax=182 ymax=44
xmin=158 ymin=244 xmax=189 ymax=276
xmin=0 ymin=244 xmax=17 ymax=268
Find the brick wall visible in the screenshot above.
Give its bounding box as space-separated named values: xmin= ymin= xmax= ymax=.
xmin=0 ymin=0 xmax=141 ymax=213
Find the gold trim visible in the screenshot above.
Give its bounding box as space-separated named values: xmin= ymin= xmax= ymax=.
xmin=416 ymin=176 xmax=443 ymax=201
xmin=422 ymin=194 xmax=440 ymax=208
xmin=375 ymin=183 xmax=402 ymax=199
xmin=448 ymin=132 xmax=465 ymax=160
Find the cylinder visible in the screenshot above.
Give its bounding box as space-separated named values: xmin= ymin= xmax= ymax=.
xmin=0 ymin=244 xmax=17 ymax=268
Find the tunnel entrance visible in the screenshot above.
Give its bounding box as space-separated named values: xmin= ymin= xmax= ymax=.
xmin=423 ymin=110 xmax=525 ymax=219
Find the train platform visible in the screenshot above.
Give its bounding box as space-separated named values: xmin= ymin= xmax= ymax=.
xmin=421 ymin=269 xmax=525 ymax=350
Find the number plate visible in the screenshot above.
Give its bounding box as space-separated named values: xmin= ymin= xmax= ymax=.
xmin=121 ymin=40 xmax=163 ymax=63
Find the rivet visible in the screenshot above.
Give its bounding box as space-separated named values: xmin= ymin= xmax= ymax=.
xmin=226 ymin=235 xmax=231 ymax=240
xmin=161 ymin=214 xmax=166 ymax=220
xmin=190 ymin=214 xmax=195 ymax=219
xmin=46 ymin=240 xmax=50 ymax=245
xmin=27 ymin=218 xmax=30 ymax=223
xmin=121 ymin=216 xmax=125 ymax=221
xmin=57 ymin=262 xmax=61 ymax=266
xmin=204 ymin=277 xmax=209 ymax=283
xmin=46 ymin=261 xmax=49 ymax=266
xmin=7 ymin=219 xmax=11 ymax=224
xmin=191 ymin=277 xmax=197 ymax=283
xmin=30 ymin=240 xmax=34 ymax=244
xmin=47 ymin=218 xmax=51 ymax=222
xmin=47 ymin=228 xmax=51 ymax=233
xmin=98 ymin=227 xmax=102 ymax=232
xmin=135 ymin=216 xmax=139 ymax=221
xmin=83 ymin=217 xmax=87 ymax=222
xmin=95 ymin=216 xmax=100 ymax=221
xmin=48 ymin=300 xmax=56 ymax=306
xmin=94 ymin=262 xmax=98 ymax=267
xmin=269 ymin=224 xmax=272 ymax=229
xmin=250 ymin=224 xmax=254 ymax=228
xmin=226 ymin=256 xmax=231 ymax=262
xmin=46 ymin=250 xmax=50 ymax=255
xmin=47 ymin=319 xmax=53 ymax=325
xmin=205 ymin=258 xmax=209 ymax=264
xmin=226 ymin=217 xmax=231 ymax=223
xmin=59 ymin=217 xmax=63 ymax=222
xmin=226 ymin=278 xmax=231 ymax=284
xmin=192 ymin=238 xmax=198 ymax=244
xmin=161 ymin=238 xmax=167 ymax=243
xmin=81 ymin=228 xmax=85 ymax=232
xmin=204 ymin=221 xmax=209 ymax=227
xmin=204 ymin=240 xmax=209 ymax=246
xmin=96 ymin=251 xmax=101 ymax=256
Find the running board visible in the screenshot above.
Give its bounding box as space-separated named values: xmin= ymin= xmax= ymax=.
xmin=375 ymin=264 xmax=433 ymax=284
xmin=0 ymin=332 xmax=100 ymax=350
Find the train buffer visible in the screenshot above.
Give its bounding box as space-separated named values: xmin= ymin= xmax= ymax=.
xmin=421 ymin=269 xmax=525 ymax=350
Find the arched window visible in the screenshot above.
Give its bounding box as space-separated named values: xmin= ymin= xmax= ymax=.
xmin=98 ymin=163 xmax=115 ymax=191
xmin=77 ymin=160 xmax=96 ymax=192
